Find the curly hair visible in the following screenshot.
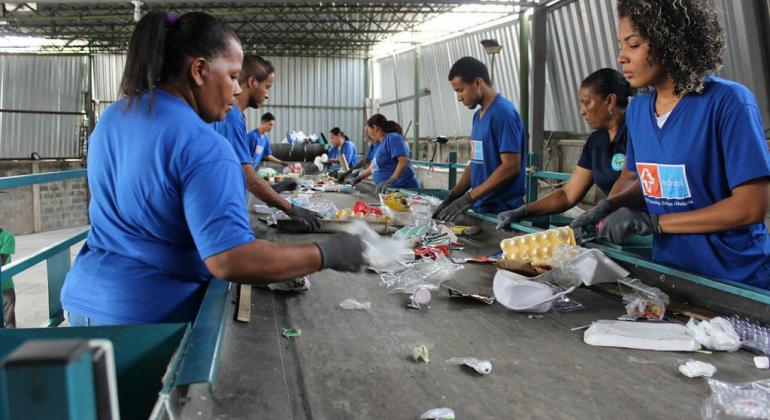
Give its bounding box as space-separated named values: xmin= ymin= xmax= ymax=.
xmin=617 ymin=0 xmax=725 ymax=96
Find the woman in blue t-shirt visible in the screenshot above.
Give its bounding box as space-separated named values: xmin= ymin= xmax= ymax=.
xmin=351 ymin=114 xmax=419 ymax=193
xmin=61 ymin=11 xmax=365 ymax=326
xmin=572 ymin=0 xmax=770 ymax=287
xmin=497 ymin=68 xmax=635 ymax=230
xmin=327 ymin=127 xmax=359 ymax=171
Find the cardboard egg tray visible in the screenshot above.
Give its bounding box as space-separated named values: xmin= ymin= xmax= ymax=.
xmin=500 ymin=226 xmax=576 ymax=264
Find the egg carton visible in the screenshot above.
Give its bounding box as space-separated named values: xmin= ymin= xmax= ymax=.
xmin=500 ymin=226 xmax=576 ymax=263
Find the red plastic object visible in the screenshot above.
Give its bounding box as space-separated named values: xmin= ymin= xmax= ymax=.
xmin=413 ymin=245 xmax=449 ymax=259
xmin=352 ymin=201 xmax=383 ymax=217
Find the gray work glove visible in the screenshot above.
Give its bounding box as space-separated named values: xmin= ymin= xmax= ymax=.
xmin=431 ymin=189 xmax=462 ymax=219
xmin=315 ymin=232 xmax=366 ymax=272
xmin=600 ymin=207 xmax=661 ymax=244
xmin=337 ymin=169 xmax=353 ymax=183
xmin=569 ymin=199 xmax=613 ymax=230
xmin=272 ymin=178 xmax=298 ymax=193
xmin=284 ymin=204 xmax=322 ymax=231
xmin=350 ymin=174 xmax=366 ymax=186
xmin=375 ymin=177 xmax=396 ymax=194
xmin=435 ymin=191 xmax=475 ymax=221
xmin=496 ymin=205 xmax=529 ymax=231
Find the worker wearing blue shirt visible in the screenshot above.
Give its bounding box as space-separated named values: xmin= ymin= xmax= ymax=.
xmin=337 ymin=141 xmax=378 ymax=182
xmin=327 ymin=127 xmax=359 ymax=171
xmin=434 ymin=57 xmax=527 ymax=221
xmin=351 ymin=114 xmax=419 ymax=193
xmin=572 ymin=0 xmax=770 ymax=288
xmin=211 ymin=56 xmax=320 ymax=231
xmin=497 ymin=68 xmax=636 ymax=229
xmin=248 ymin=112 xmax=286 ymax=168
xmin=60 ymin=11 xmax=365 ymax=325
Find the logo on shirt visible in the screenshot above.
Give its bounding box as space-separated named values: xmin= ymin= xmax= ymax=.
xmin=636 ymin=163 xmax=691 ymax=199
xmin=255 ymin=145 xmax=263 ymax=154
xmin=470 ymin=140 xmax=484 ymax=162
xmin=611 ymin=153 xmax=625 ymax=172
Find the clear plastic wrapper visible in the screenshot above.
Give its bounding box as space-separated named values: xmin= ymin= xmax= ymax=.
xmin=379 ymin=254 xmax=462 ymax=294
xmin=702 ymin=378 xmax=770 ymax=419
xmin=420 ymin=407 xmax=455 ymax=420
xmin=346 ymin=220 xmax=414 ymax=272
xmin=550 ymin=244 xmax=630 ymax=287
xmin=687 ymin=317 xmax=741 ymax=352
xmin=446 ymin=357 xmax=493 ymax=375
xmin=338 ymin=298 xmax=372 ymax=310
xmin=618 ymin=278 xmax=669 ymax=321
xmin=728 ymin=315 xmax=770 ymax=356
xmin=679 ymin=359 xmax=717 ymax=378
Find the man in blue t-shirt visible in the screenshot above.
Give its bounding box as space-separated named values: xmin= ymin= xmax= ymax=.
xmin=211 ymin=55 xmax=320 ymax=231
xmin=433 ymin=57 xmax=527 ymax=221
xmin=248 ymin=112 xmax=286 ymax=168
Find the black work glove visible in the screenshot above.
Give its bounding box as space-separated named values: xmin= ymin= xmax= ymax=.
xmin=569 ymin=199 xmax=613 ymax=230
xmin=432 ymin=189 xmax=462 ymax=219
xmin=375 ymin=178 xmax=396 ymax=194
xmin=315 ymin=232 xmax=366 ymax=272
xmin=350 ymin=174 xmax=366 ymax=186
xmin=272 ymin=178 xmax=298 ymax=193
xmin=600 ymin=207 xmax=661 ymax=244
xmin=336 ymin=170 xmax=351 ymax=183
xmin=435 ymin=191 xmax=475 ymax=221
xmin=284 ymin=204 xmax=322 ymax=231
xmin=496 ymin=205 xmax=529 ymax=231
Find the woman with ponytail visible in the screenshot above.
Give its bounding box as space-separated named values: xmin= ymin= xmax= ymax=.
xmin=61 ymin=11 xmax=365 ymax=325
xmin=327 ymin=127 xmax=359 ymax=171
xmin=351 ymin=114 xmax=419 ymax=193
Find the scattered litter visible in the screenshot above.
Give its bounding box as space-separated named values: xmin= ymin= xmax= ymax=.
xmin=701 ymin=378 xmax=770 ymax=419
xmin=492 ymin=269 xmax=577 ymax=313
xmin=339 ymin=299 xmax=372 ymax=310
xmin=687 ymin=317 xmax=741 ymax=352
xmin=728 ymin=315 xmax=770 ymax=356
xmin=282 ymin=328 xmax=302 ymax=338
xmin=451 ymin=225 xmax=481 ymax=236
xmin=618 ymin=278 xmax=669 ymax=321
xmin=406 ymin=287 xmax=432 ymax=309
xmin=446 ymin=357 xmax=493 ymax=375
xmin=412 ymin=345 xmax=430 ymax=363
xmin=528 ymin=315 xmax=543 ymax=319
xmin=380 ymin=254 xmax=462 ymax=294
xmin=550 ymin=245 xmax=630 ymax=287
xmin=696 ymin=349 xmax=714 ymax=355
xmin=679 ymin=360 xmax=717 ymax=378
xmin=419 ymin=407 xmax=455 ymax=420
xmin=447 ymin=288 xmax=495 ymax=305
xmin=583 ymin=320 xmax=701 ymax=352
xmin=346 ymin=220 xmax=414 ymax=272
xmin=754 ymin=356 xmax=769 ymax=369
xmin=571 ymin=324 xmax=591 ymax=331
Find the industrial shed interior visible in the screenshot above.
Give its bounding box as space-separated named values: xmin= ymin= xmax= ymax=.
xmin=0 ymin=0 xmax=769 ymax=419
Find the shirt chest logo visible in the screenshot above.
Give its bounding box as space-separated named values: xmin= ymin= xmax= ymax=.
xmin=636 ymin=163 xmax=691 ymax=199
xmin=256 ymin=145 xmax=263 ymax=154
xmin=611 ymin=153 xmax=625 ymax=171
xmin=471 ymin=140 xmax=484 ymax=162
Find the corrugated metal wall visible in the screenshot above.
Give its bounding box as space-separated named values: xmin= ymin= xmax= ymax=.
xmin=92 ymin=54 xmax=366 ymax=149
xmin=376 ymin=0 xmax=770 ymax=137
xmin=0 ymin=54 xmax=85 ymax=158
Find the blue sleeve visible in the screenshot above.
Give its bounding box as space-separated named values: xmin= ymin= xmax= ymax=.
xmin=223 ymin=111 xmax=252 ymax=165
xmin=181 ymin=159 xmax=254 ymax=259
xmin=718 ymin=95 xmax=770 ymax=189
xmin=495 ymin=110 xmax=524 ymax=154
xmin=344 ymin=142 xmax=358 ymax=166
xmin=387 ymin=135 xmax=409 ymax=159
xmin=264 ymin=136 xmax=272 ymax=157
xmin=625 ymin=130 xmax=637 ymax=171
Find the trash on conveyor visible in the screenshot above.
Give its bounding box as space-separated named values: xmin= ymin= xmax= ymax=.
xmin=419 ymin=407 xmax=455 ymax=420
xmin=549 ymin=245 xmax=629 ymax=287
xmin=583 ymin=320 xmax=701 ymax=352
xmin=412 ymin=345 xmax=430 ymax=363
xmin=446 ymin=357 xmax=493 ymax=375
xmin=268 ymin=276 xmax=311 ymax=292
xmin=339 ymin=298 xmax=372 ymax=310
xmin=282 ymin=328 xmax=302 ymax=338
xmin=528 ymin=315 xmax=543 ymax=319
xmin=451 ymin=224 xmax=481 ymax=236
xmin=407 ymin=287 xmax=431 ymax=309
xmin=379 ymin=254 xmax=462 ymax=294
xmin=346 ymin=220 xmax=414 ymax=272
xmin=500 ymin=226 xmax=576 ymax=264
xmin=679 ymin=360 xmax=717 ymax=378
xmin=728 ymin=315 xmax=770 ymax=356
xmin=754 ymin=356 xmax=769 ymax=369
xmin=687 ymin=317 xmax=741 ymax=352
xmin=447 ymin=287 xmax=495 ymax=305
xmin=618 ymin=278 xmax=669 ymax=321
xmin=287 ymin=197 xmax=339 ymax=219
xmin=492 ymin=269 xmax=577 ymax=313
xmin=394 ymin=224 xmax=429 ymax=246
xmin=496 ymin=258 xmax=544 ymax=276
xmin=701 ymin=378 xmax=770 ymax=419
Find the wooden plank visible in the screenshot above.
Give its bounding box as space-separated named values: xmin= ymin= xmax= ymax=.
xmin=236 ymin=284 xmax=252 ymax=323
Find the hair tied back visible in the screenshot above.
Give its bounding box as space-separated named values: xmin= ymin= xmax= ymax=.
xmin=164 ymin=12 xmax=179 ymax=27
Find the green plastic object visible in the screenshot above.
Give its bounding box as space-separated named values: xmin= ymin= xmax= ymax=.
xmin=282 ymin=328 xmax=302 ymax=338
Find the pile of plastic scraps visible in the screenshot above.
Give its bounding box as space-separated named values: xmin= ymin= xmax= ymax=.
xmin=335 ymin=201 xmax=392 ymax=224
xmin=346 ymin=220 xmax=414 ymax=272
xmin=287 ymin=197 xmax=338 ymax=219
xmin=379 ymin=254 xmax=462 ymax=294
xmin=701 ymin=378 xmax=770 ymax=419
xmin=728 ymin=315 xmax=770 ymax=355
xmin=617 ymin=278 xmax=669 ymax=321
xmin=687 ymin=317 xmax=741 ymax=352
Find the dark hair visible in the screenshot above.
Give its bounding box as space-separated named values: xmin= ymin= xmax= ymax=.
xmin=448 ymin=56 xmax=491 ymax=86
xmin=617 ymin=0 xmax=724 ymax=95
xmin=240 ymin=55 xmax=275 ymax=84
xmin=366 ymin=114 xmax=402 ymax=135
xmin=580 ymin=68 xmax=634 ymax=109
xmin=261 ymin=112 xmax=275 ymax=122
xmin=120 ymin=11 xmax=238 ymax=104
xmin=329 ymin=127 xmax=349 ymax=141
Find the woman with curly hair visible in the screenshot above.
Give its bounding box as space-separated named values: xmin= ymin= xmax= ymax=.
xmin=571 ymin=0 xmax=770 ymax=287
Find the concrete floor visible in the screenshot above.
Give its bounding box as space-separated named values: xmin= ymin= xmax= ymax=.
xmin=9 ymin=225 xmax=87 ymax=328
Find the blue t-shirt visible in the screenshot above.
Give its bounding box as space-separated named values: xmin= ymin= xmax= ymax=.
xmin=247 ymin=130 xmax=272 ymax=167
xmin=469 ymin=94 xmax=527 ymax=213
xmin=577 ymin=121 xmax=628 ymax=195
xmin=366 ymin=143 xmax=379 ymax=161
xmin=328 ymin=140 xmax=359 ymax=170
xmin=61 ymin=90 xmax=255 ymax=324
xmin=211 ymin=106 xmax=252 ymax=166
xmin=625 ymin=77 xmax=770 ymax=287
xmin=371 ymin=132 xmax=419 ymax=188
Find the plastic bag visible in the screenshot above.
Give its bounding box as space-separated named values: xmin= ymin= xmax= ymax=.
xmin=420 ymin=408 xmax=455 ymax=420
xmin=728 ymin=315 xmax=770 ymax=356
xmin=701 ymin=378 xmax=770 ymax=419
xmin=618 ymin=278 xmax=669 ymax=321
xmin=687 ymin=317 xmax=741 ymax=352
xmin=379 ymin=254 xmax=462 ymax=294
xmin=679 ymin=359 xmax=717 ymax=378
xmin=339 ymin=298 xmax=372 ymax=310
xmin=346 ymin=220 xmax=414 ymax=272
xmin=550 ymin=244 xmax=630 ymax=287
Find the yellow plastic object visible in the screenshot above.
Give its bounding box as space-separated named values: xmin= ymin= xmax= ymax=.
xmin=500 ymin=226 xmax=576 ymax=264
xmin=382 ymin=192 xmax=410 ymax=212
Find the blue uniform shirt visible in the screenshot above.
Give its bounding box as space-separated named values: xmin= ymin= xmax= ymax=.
xmin=625 ymin=77 xmax=770 ymax=287
xmin=469 ymin=94 xmax=527 ymax=213
xmin=328 ymin=140 xmax=359 ymax=170
xmin=248 ymin=130 xmax=272 ymax=167
xmin=211 ymin=106 xmax=252 ymax=166
xmin=366 ymin=143 xmax=379 ymax=161
xmin=371 ymin=132 xmax=419 ymax=188
xmin=61 ymin=90 xmax=255 ymax=324
xmin=577 ymin=121 xmax=628 ymax=195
